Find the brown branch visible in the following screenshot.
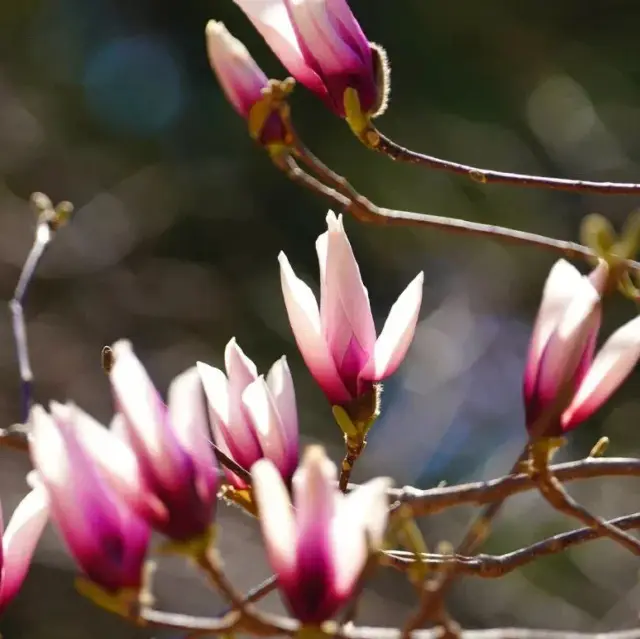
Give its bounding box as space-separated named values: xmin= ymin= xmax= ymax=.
xmin=529 ymin=447 xmax=640 ymax=555
xmin=363 ymin=124 xmax=640 ymax=196
xmin=137 ymin=605 xmax=640 ymax=639
xmin=278 ymin=133 xmax=640 ymax=275
xmin=383 ymin=510 xmax=640 ymax=578
xmin=390 ymin=457 xmax=640 ymax=516
xmin=345 ymin=628 xmax=640 ymax=639
xmin=139 ymin=606 xmax=241 ymax=634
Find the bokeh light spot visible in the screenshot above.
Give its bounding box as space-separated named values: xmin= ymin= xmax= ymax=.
xmin=83 ymin=35 xmax=182 ymax=136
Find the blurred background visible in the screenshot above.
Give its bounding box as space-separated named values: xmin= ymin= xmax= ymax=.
xmin=1 ymin=0 xmax=640 ymax=635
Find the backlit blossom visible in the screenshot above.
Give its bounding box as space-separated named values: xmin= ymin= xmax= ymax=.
xmin=30 ymin=404 xmax=149 ymax=592
xmin=524 ymin=259 xmax=640 ymax=435
xmin=0 ymin=484 xmax=49 ymax=612
xmin=252 ymin=445 xmax=390 ymax=623
xmin=198 ymin=338 xmax=299 ymax=488
xmin=206 ymin=20 xmax=286 ymax=144
xmin=109 ymin=341 xmax=218 ymax=540
xmin=233 ymin=0 xmax=388 ymax=117
xmin=279 ymin=211 xmax=423 ymax=406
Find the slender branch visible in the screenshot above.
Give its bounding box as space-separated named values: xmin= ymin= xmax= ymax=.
xmin=529 ymin=446 xmax=640 ymax=555
xmin=362 ymin=124 xmax=640 ymax=196
xmin=384 ymin=510 xmax=640 ymax=578
xmin=390 ymin=457 xmax=640 ymax=516
xmin=344 ymin=628 xmax=640 ymax=639
xmin=139 ymin=606 xmax=241 ymax=633
xmin=280 ymin=133 xmax=640 ymax=274
xmin=136 ymin=605 xmax=640 ymax=639
xmin=9 ymin=193 xmax=71 ymax=424
xmin=193 ymin=544 xmax=246 ymax=610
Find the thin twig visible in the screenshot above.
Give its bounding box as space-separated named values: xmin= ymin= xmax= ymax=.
xmin=9 ymin=194 xmax=68 ymax=424
xmin=216 ymin=573 xmax=279 ymax=619
xmin=389 ymin=457 xmax=640 ymax=516
xmin=384 ymin=510 xmax=640 ymax=577
xmin=137 ymin=605 xmax=640 ymax=639
xmin=344 ymin=628 xmax=640 ymax=639
xmin=364 ymin=125 xmax=640 ymax=196
xmin=283 ymin=137 xmax=640 ymax=274
xmin=529 ymin=446 xmax=640 ymax=555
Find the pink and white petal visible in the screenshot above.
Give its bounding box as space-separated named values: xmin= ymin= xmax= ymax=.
xmin=279 ymin=251 xmax=351 ymax=403
xmin=359 ymin=272 xmax=424 ymax=383
xmin=535 ymin=278 xmax=600 ymax=406
xmin=225 ymin=339 xmax=260 ymax=436
xmin=168 ymin=367 xmax=218 ymax=502
xmin=324 ymin=0 xmax=372 ymax=63
xmin=325 ymin=212 xmax=376 ymax=358
xmin=285 ymin=0 xmax=362 ymax=74
xmin=331 ymin=477 xmax=391 ymax=598
xmin=251 ymin=459 xmax=297 ymax=583
xmin=266 ymin=356 xmax=299 ymax=458
xmin=233 ymin=0 xmax=327 ymax=95
xmin=49 ymin=402 xmax=146 ymax=509
xmin=562 ymin=314 xmax=640 ymax=429
xmin=110 ymin=341 xmax=186 ymax=486
xmin=316 ymin=230 xmax=330 ymax=328
xmin=205 ymin=21 xmax=268 ymax=117
xmin=225 ymin=338 xmax=259 ymax=397
xmin=524 ymin=260 xmax=585 ymax=400
xmin=294 ymin=446 xmax=337 ymax=536
xmin=29 ymin=407 xmax=122 ymax=575
xmin=0 ymin=486 xmax=49 ymax=611
xmin=293 ymin=446 xmax=337 ymax=588
xmin=197 ymin=362 xmax=262 ymax=466
xmin=242 ymin=376 xmax=288 ymax=472
xmin=317 ymin=220 xmax=356 ymax=370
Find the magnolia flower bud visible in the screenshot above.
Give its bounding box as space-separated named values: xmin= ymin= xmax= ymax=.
xmin=206 ymin=20 xmax=287 ymax=145
xmin=524 ymin=259 xmax=640 ymax=435
xmin=252 ymin=445 xmax=390 ymax=623
xmin=109 ymin=341 xmax=218 ymax=541
xmin=30 ymin=405 xmax=149 ymax=592
xmin=279 ymin=211 xmax=423 ymax=430
xmin=198 ymin=339 xmax=299 ymax=488
xmin=233 ymin=0 xmax=389 ymax=118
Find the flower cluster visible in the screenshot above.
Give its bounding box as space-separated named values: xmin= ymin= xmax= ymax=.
xmin=2 ymin=212 xmax=419 ymax=622
xmin=3 ymin=206 xmax=640 ymax=626
xmin=205 ymin=0 xmax=389 ymax=142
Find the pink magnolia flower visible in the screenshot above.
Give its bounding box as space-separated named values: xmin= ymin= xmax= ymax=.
xmin=0 ymin=484 xmax=49 ymax=612
xmin=198 ymin=338 xmax=299 ymax=489
xmin=232 ymin=0 xmax=387 ymax=118
xmin=252 ymin=445 xmax=390 ymax=623
xmin=109 ymin=341 xmax=218 ymax=541
xmin=29 ymin=404 xmax=150 ymax=592
xmin=524 ymin=259 xmax=640 ymax=435
xmin=205 ymin=20 xmax=286 ymax=144
xmin=279 ymin=210 xmax=423 ymax=406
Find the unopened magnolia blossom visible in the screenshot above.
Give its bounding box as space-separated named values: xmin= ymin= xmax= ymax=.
xmin=198 ymin=339 xmax=299 ymax=488
xmin=232 ymin=0 xmax=387 ymax=118
xmin=109 ymin=341 xmax=218 ymax=541
xmin=205 ymin=20 xmax=286 ymax=144
xmin=252 ymin=445 xmax=390 ymax=623
xmin=0 ymin=484 xmax=49 ymax=612
xmin=30 ymin=404 xmax=150 ymax=592
xmin=279 ymin=211 xmax=423 ymax=408
xmin=524 ymin=259 xmax=640 ymax=435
